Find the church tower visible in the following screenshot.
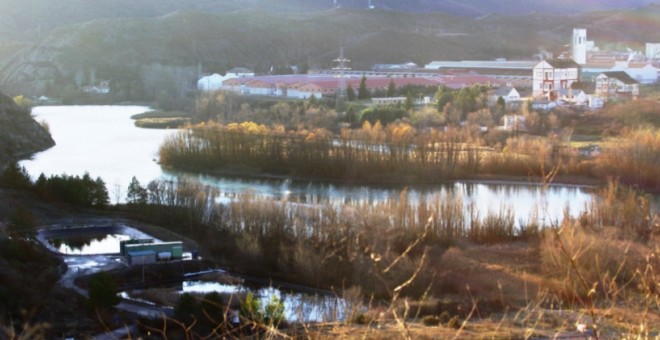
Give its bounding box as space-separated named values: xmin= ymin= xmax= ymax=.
xmin=572 ymin=28 xmax=587 ymax=65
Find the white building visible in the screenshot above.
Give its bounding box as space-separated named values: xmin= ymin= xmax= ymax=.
xmin=595 ymin=71 xmax=640 ymax=99
xmin=646 ymin=43 xmax=660 ymax=60
xmin=500 ymin=115 xmax=526 ymax=131
xmin=532 ymin=59 xmax=581 ymax=98
xmin=610 ymin=61 xmax=659 ymax=84
xmin=556 ymin=88 xmax=587 ymax=105
xmin=490 ymin=87 xmax=521 ymax=103
xmin=572 ymin=28 xmax=587 ymax=65
xmin=197 ymin=68 xmax=255 ymax=91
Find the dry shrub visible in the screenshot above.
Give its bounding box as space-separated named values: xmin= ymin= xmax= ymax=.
xmin=541 ymin=224 xmax=657 ymax=300
xmin=435 ymin=244 xmax=539 ymax=313
xmin=132 ymin=288 xmax=180 ymax=306
xmin=581 ymin=179 xmax=655 ymax=240
xmin=421 ymin=315 xmax=441 ymax=326
xmin=595 ymin=128 xmax=660 ymax=192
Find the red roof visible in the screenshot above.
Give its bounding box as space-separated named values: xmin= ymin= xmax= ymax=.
xmin=221 ymin=74 xmax=495 ymax=93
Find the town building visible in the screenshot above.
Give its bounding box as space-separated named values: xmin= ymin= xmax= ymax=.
xmin=197 ymin=68 xmax=255 ymax=91
xmin=646 ymin=43 xmax=660 ymax=60
xmin=220 ymin=74 xmax=462 ymax=99
xmin=556 ymin=88 xmax=587 ymax=105
xmin=609 ymin=61 xmax=659 ymax=84
xmin=82 ymin=81 xmax=110 ymax=94
xmin=490 ymin=87 xmax=521 ymax=104
xmin=532 ymin=59 xmax=581 ymax=99
xmin=595 ymin=71 xmax=640 ymax=99
xmin=424 ymin=60 xmax=536 ymax=87
xmin=572 ymin=28 xmax=588 ymax=65
xmin=120 ymin=239 xmax=184 ymax=266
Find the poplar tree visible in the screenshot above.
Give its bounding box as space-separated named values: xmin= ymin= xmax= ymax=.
xmin=358 ymin=75 xmax=371 ymax=100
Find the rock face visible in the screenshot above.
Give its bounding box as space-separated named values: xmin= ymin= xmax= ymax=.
xmin=0 ymin=92 xmax=54 ymax=165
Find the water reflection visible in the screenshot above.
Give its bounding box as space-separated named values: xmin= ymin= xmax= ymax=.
xmin=21 ymin=105 xmax=599 ymax=221
xmin=182 ymin=281 xmax=349 ymax=322
xmin=175 ymin=171 xmax=594 ymax=225
xmin=48 ymin=234 xmax=131 ymax=255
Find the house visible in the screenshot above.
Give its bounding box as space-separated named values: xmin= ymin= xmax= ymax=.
xmin=532 ymin=59 xmax=581 ymax=99
xmin=228 ymin=67 xmax=255 ymax=78
xmin=556 ymin=88 xmax=587 ymax=105
xmin=531 ymin=100 xmax=557 ymax=111
xmin=499 ymin=115 xmax=526 ymax=131
xmin=372 ymin=97 xmax=406 ymax=105
xmin=609 ymin=62 xmax=658 ymax=84
xmin=197 ymin=73 xmax=228 ymax=91
xmin=595 ymin=71 xmax=640 ymax=99
xmin=490 ymin=87 xmax=520 ymax=104
xmin=588 ymin=96 xmax=605 ymax=109
xmin=82 ymin=81 xmax=110 ymax=94
xmin=198 ymin=68 xmax=255 ymax=91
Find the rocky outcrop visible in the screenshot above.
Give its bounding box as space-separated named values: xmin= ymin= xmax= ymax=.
xmin=0 ymin=92 xmax=54 ymax=165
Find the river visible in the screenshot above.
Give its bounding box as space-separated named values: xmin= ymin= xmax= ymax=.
xmin=21 ymin=105 xmax=595 ymax=223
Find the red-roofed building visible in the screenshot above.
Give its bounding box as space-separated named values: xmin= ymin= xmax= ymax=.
xmin=219 ymin=74 xmax=493 ymax=99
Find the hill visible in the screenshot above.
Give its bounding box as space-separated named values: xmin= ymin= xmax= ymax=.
xmin=0 ymin=93 xmax=54 ymax=165
xmin=0 ymin=9 xmax=536 ymax=97
xmin=1 ymin=5 xmax=659 ymax=99
xmin=0 ymin=0 xmax=656 ymax=42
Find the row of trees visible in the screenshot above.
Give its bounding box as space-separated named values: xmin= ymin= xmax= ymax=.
xmin=0 ymin=163 xmax=109 ymax=208
xmin=159 ymin=121 xmax=490 ymax=182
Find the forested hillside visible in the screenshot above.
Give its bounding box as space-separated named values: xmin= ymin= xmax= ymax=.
xmin=0 ymin=0 xmax=654 ymax=42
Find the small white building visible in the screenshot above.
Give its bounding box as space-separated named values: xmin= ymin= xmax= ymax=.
xmin=588 ymin=95 xmax=605 ymax=109
xmin=595 ymin=71 xmax=640 ymax=99
xmin=198 ymin=68 xmax=255 ymax=91
xmin=532 ymin=59 xmax=581 ymax=99
xmin=500 ymin=115 xmax=526 ymax=131
xmin=646 ymin=43 xmax=660 ymax=60
xmin=556 ymin=88 xmax=587 ymax=105
xmin=372 ymin=97 xmax=406 ymax=105
xmin=490 ymin=87 xmax=521 ymax=104
xmin=610 ymin=61 xmax=658 ymax=84
xmin=531 ymin=100 xmax=557 ymax=111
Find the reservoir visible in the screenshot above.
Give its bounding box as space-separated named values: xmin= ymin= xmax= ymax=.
xmin=21 ymin=105 xmax=594 ymax=223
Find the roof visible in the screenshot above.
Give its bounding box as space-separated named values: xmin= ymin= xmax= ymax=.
xmin=229 ymin=67 xmax=253 ymax=73
xmin=494 ymin=87 xmax=517 ymax=96
xmin=425 ymin=60 xmax=538 ymax=70
xmin=599 ymin=71 xmax=639 ymax=85
xmin=545 ymin=59 xmax=581 ymax=69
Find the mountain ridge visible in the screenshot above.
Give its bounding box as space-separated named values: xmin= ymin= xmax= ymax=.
xmin=0 ymin=0 xmax=656 ymax=42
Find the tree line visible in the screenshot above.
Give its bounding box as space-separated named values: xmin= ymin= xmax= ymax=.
xmin=0 ymin=162 xmax=109 ymax=208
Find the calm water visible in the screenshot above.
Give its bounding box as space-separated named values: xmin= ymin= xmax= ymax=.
xmin=21 ymin=105 xmax=594 ymax=221
xmin=21 ymin=106 xmax=174 ymax=202
xmin=48 ymin=234 xmax=131 ymax=255
xmin=38 ymin=224 xmax=160 ymax=255
xmin=181 ymin=281 xmax=349 ymax=322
